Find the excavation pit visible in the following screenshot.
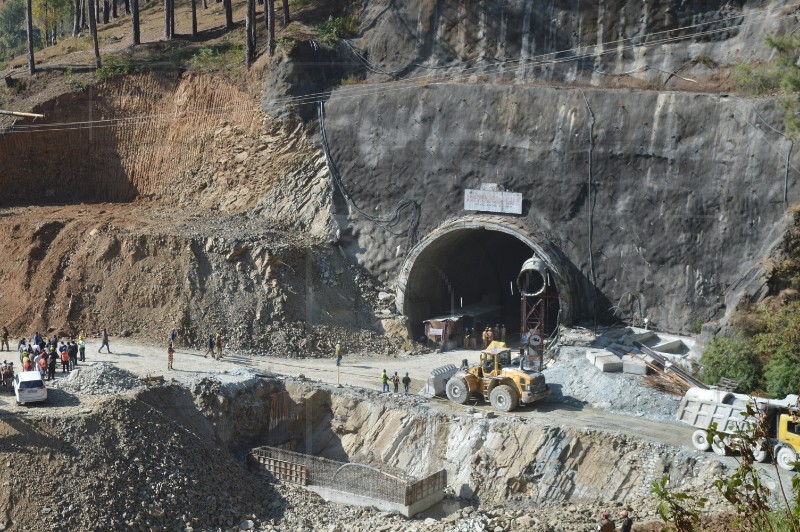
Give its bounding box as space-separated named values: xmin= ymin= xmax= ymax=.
xmin=248 ymin=446 xmax=446 ymax=517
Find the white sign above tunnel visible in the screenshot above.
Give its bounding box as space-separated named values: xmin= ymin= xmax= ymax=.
xmin=464 ymin=189 xmax=522 ymax=214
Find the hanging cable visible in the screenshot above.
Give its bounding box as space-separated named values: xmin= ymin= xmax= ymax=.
xmin=318 ymin=101 xmax=420 ymax=249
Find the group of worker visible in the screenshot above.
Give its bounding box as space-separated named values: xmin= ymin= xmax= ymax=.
xmin=202 ymin=331 xmax=225 ymax=360
xmin=380 ymin=369 xmax=411 ymax=395
xmin=596 ymin=510 xmax=633 ymax=532
xmin=14 ymin=332 xmax=88 ymax=380
xmin=480 ymin=324 xmax=506 ymax=348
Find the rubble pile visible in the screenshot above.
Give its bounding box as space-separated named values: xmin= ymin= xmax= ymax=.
xmin=51 ymin=362 xmax=143 ymax=395
xmin=544 ymin=352 xmax=680 ymax=422
xmin=4 ymin=396 xmax=278 ymax=531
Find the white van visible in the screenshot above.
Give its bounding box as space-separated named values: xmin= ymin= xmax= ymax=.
xmin=13 ymin=371 xmax=47 ymax=405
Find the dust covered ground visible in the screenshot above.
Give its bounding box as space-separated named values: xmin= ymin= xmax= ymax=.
xmin=0 ymin=331 xmax=763 ymax=531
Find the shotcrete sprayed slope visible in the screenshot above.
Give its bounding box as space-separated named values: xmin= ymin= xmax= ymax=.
xmin=324 ymin=84 xmax=797 ymax=331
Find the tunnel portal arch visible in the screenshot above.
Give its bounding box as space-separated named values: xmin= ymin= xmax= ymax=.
xmin=396 ymin=216 xmax=573 ymax=341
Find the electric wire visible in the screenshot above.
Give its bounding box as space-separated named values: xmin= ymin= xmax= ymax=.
xmin=5 ymin=3 xmax=798 ymax=134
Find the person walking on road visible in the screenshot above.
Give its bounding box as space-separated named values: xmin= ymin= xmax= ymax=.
xmin=214 ymin=332 xmax=223 ymax=360
xmin=381 ymin=369 xmax=389 ymax=392
xmin=204 ymin=335 xmax=214 ymax=358
xmin=335 ymin=343 xmax=342 ymax=366
xmin=169 ymin=329 xmax=177 ymax=346
xmin=391 ymin=371 xmax=400 ymax=393
xmin=167 ymin=342 xmax=175 ymax=371
xmin=78 ymin=336 xmax=86 ymax=362
xmin=402 ymin=372 xmax=411 ymax=395
xmin=98 ymin=329 xmax=112 ymax=354
xmin=1 ymin=327 xmax=9 ymax=351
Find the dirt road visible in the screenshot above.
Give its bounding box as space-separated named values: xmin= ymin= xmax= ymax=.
xmin=0 ymin=336 xmax=696 ymax=449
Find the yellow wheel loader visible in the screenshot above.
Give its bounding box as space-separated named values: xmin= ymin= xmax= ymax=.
xmin=444 ymin=347 xmax=549 ymax=412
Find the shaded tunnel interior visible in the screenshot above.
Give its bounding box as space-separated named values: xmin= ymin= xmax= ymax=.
xmin=403 ymin=229 xmax=559 ymax=344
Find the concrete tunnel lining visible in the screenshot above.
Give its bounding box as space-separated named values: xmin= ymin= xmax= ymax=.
xmin=396 ymin=216 xmax=573 ymax=338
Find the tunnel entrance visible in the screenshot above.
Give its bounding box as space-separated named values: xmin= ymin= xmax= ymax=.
xmin=396 ymin=218 xmax=566 ymax=345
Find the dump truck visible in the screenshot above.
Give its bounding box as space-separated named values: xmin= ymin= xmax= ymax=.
xmin=443 ymin=346 xmax=549 ymax=412
xmin=676 ymin=387 xmax=800 ymax=470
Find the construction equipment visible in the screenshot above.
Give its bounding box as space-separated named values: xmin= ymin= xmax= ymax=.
xmin=444 ymin=346 xmax=549 ymax=412
xmin=420 ymin=364 xmax=458 ymax=398
xmin=676 ymin=387 xmax=800 ymax=469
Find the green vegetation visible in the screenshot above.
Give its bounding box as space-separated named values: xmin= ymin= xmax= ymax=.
xmin=700 ymin=208 xmax=800 ymax=397
xmin=0 ymin=0 xmax=31 ymax=63
xmin=654 ymin=408 xmax=800 ymax=532
xmin=64 ymin=67 xmax=87 ymax=90
xmin=701 ymin=301 xmax=800 ymax=396
xmin=96 ymin=55 xmax=134 ymax=80
xmin=694 ymin=54 xmax=715 ymax=67
xmin=689 ymin=318 xmax=703 ymax=334
xmin=732 ymin=63 xmax=782 ymax=96
xmin=699 ymin=336 xmax=761 ymax=392
xmin=734 ymin=33 xmax=800 ymax=137
xmin=651 ymin=475 xmax=706 ymax=531
xmin=315 ymin=14 xmax=359 ymax=45
xmin=188 ymin=43 xmax=243 ymax=72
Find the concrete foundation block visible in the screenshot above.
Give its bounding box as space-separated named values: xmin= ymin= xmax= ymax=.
xmin=622 ymin=355 xmax=649 ymax=375
xmin=585 ymin=349 xmax=607 ymax=365
xmin=652 ymin=339 xmax=685 ymax=353
xmin=594 ymin=354 xmax=623 ymax=372
xmin=622 ymin=330 xmax=656 ymax=346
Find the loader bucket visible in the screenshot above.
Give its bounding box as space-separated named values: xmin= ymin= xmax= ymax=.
xmin=420 ymin=364 xmax=459 ymax=398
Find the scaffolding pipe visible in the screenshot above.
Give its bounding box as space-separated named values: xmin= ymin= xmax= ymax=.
xmin=0 ymin=110 xmax=44 ymax=119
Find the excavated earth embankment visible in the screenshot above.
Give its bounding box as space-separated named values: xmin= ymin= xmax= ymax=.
xmin=0 ymin=71 xmax=409 ymax=353
xmin=0 ymin=366 xmax=733 ymax=531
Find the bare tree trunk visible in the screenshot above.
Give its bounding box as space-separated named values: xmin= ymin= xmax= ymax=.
xmin=245 ymin=0 xmax=255 ymax=67
xmin=131 ymin=0 xmax=140 ymax=44
xmin=170 ymin=0 xmax=174 ymax=36
xmin=73 ymin=0 xmax=81 ymax=35
xmin=267 ymin=0 xmax=274 ymax=56
xmin=88 ymin=0 xmax=101 ymax=68
xmin=191 ymin=0 xmax=197 ymax=36
xmin=124 ymin=0 xmax=129 ymax=15
xmin=202 ymin=0 xmax=206 ymax=8
xmin=82 ymin=0 xmax=88 ymax=28
xmin=112 ymin=0 xmax=117 ymax=18
xmin=26 ymin=0 xmax=35 ymax=74
xmin=163 ymin=0 xmax=171 ymax=39
xmin=281 ymin=0 xmax=288 ymax=26
xmin=102 ymin=1 xmax=109 ymax=23
xmin=223 ymin=0 xmax=232 ymax=29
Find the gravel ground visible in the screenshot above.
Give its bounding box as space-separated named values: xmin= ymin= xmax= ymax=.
xmin=543 ymin=346 xmax=681 ymax=422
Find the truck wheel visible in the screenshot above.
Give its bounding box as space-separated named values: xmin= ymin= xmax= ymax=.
xmin=776 ymin=446 xmax=797 ymax=471
xmin=751 ymin=439 xmax=769 ymax=463
xmin=489 ymin=384 xmax=518 ymax=412
xmin=710 ymin=435 xmax=729 ymax=456
xmin=691 ymin=430 xmax=710 ymax=451
xmin=445 ymin=378 xmax=470 ymax=405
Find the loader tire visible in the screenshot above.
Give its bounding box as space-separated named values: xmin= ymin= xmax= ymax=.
xmin=776 ymin=445 xmax=797 ymax=471
xmin=445 ymin=378 xmax=470 ymax=405
xmin=489 ymin=384 xmax=518 ymax=412
xmin=691 ymin=430 xmax=710 ymax=451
